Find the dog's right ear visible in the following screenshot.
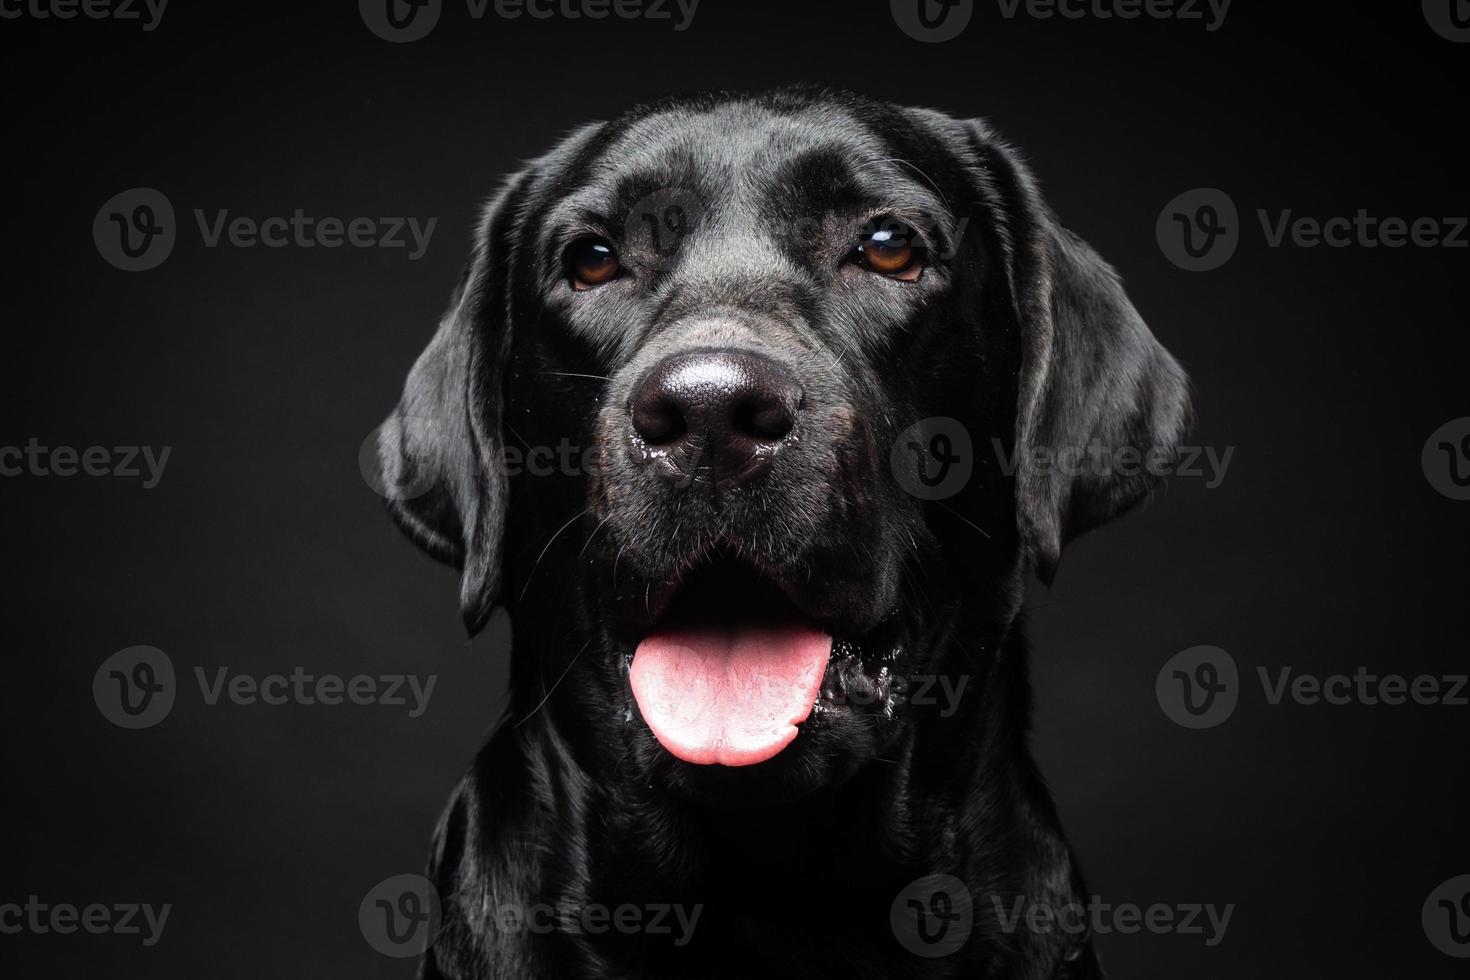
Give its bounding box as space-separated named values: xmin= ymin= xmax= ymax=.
xmin=375 ymin=181 xmax=525 ymax=636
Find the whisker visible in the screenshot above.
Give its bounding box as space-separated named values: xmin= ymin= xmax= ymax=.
xmin=539 ymin=371 xmax=613 ymax=382
xmin=513 ymin=639 xmax=593 ymax=728
xmin=935 ymin=502 xmax=991 ymax=539
xmin=502 ymin=420 xmax=533 ymax=452
xmin=849 ymin=157 xmax=955 ymax=215
xmin=579 ymin=512 xmax=616 ymax=559
xmin=520 ymin=506 xmax=593 ymax=602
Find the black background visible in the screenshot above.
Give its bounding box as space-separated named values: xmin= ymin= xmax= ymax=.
xmin=3 ymin=1 xmax=1467 ymax=976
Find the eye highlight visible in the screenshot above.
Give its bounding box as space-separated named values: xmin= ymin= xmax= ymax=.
xmin=566 ymin=237 xmax=621 ymax=290
xmin=854 ymin=223 xmax=925 ymax=281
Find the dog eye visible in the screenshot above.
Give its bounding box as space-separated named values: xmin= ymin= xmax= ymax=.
xmin=567 ymin=238 xmax=622 ymax=290
xmin=854 ymin=224 xmax=924 ymax=281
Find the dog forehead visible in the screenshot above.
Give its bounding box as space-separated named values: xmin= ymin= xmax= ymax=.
xmin=590 ymin=99 xmax=899 ymax=205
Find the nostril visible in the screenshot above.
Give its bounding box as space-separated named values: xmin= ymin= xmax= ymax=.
xmin=732 ymin=395 xmax=795 ymax=443
xmin=631 ymin=394 xmax=687 ymax=446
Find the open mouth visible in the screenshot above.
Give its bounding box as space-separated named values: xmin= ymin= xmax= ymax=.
xmin=627 ymin=558 xmax=902 ymax=768
xmin=630 ymin=561 xmax=830 ymax=767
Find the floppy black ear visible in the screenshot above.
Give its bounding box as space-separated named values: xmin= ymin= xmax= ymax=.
xmin=969 ymin=122 xmax=1191 ymax=583
xmin=376 ymin=185 xmax=521 ymax=635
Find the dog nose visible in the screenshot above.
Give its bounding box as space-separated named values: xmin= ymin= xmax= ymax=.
xmin=630 ymin=350 xmax=800 ymax=484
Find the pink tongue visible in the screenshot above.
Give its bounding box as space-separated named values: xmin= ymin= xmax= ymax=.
xmin=630 ymin=622 xmax=832 ymax=767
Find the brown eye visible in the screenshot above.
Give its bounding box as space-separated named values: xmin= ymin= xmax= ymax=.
xmin=568 ymin=238 xmax=621 ymax=290
xmin=856 ymin=225 xmax=924 ymax=281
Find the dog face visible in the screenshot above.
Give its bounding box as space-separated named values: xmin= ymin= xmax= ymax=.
xmin=378 ymin=89 xmax=1188 ymax=801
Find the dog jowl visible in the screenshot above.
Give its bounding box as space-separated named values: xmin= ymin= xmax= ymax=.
xmin=375 ymin=88 xmax=1189 ymax=978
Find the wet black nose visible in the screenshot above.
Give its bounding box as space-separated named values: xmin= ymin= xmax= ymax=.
xmin=630 ymin=350 xmax=801 ymax=485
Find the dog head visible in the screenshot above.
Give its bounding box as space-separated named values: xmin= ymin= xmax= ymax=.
xmin=377 ymin=88 xmax=1188 ymax=801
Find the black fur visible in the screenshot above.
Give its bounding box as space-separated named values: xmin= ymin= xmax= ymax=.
xmin=377 ymin=87 xmax=1189 ymax=979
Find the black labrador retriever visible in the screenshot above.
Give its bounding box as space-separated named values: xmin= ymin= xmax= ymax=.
xmin=376 ymin=87 xmax=1189 ymax=979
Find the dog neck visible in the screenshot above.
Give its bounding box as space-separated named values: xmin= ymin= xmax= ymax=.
xmin=492 ymin=615 xmax=1097 ymax=974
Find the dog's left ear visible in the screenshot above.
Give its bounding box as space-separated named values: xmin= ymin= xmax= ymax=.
xmin=375 ymin=183 xmax=523 ymax=635
xmin=967 ymin=121 xmax=1192 ymax=583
